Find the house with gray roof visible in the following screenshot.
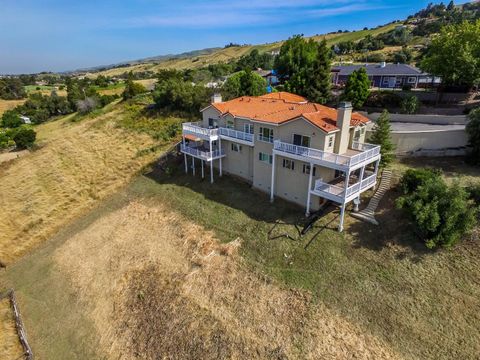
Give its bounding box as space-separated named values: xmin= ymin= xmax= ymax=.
xmin=332 ymin=62 xmax=440 ymax=89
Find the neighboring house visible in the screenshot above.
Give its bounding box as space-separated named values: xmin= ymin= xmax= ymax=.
xmin=181 ymin=92 xmax=381 ymax=231
xmin=254 ymin=69 xmax=279 ymax=86
xmin=332 ymin=62 xmax=441 ymax=89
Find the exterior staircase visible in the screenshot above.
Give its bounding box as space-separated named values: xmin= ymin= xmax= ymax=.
xmin=351 ymin=169 xmax=392 ymax=225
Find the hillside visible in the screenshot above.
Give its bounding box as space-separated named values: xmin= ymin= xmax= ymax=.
xmin=87 ymin=23 xmax=400 ymax=77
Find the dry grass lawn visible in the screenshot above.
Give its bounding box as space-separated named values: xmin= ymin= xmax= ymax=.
xmin=0 ymin=109 xmax=163 ymax=265
xmin=5 ymin=199 xmax=399 ymax=359
xmin=0 ymin=99 xmax=25 ymax=116
xmin=0 ymin=297 xmax=23 ymax=360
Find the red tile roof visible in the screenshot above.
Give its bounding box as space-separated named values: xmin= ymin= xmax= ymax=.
xmin=210 ymin=92 xmax=369 ymax=133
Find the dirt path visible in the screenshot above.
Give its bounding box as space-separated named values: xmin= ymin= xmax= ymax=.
xmin=52 ymin=200 xmax=402 ymax=359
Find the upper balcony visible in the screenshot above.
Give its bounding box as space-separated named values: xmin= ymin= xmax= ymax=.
xmin=311 ymin=172 xmax=377 ymax=204
xmin=273 ymin=140 xmax=380 ymax=171
xmin=182 ymin=122 xmax=219 ymax=141
xmin=218 ymin=127 xmax=254 ymax=146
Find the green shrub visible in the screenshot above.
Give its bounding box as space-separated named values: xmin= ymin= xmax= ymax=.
xmin=0 ymin=130 xmax=15 ymax=149
xmin=1 ymin=110 xmax=23 ymax=128
xmin=12 ymin=126 xmax=36 ymax=149
xmin=400 ymin=95 xmax=420 ymax=114
xmin=369 ymin=110 xmax=395 ymax=167
xmin=466 ymin=107 xmax=480 ymax=165
xmin=396 ymin=169 xmax=477 ymax=249
xmin=122 ymin=79 xmax=147 ymax=100
xmin=364 ymin=91 xmax=403 ymax=108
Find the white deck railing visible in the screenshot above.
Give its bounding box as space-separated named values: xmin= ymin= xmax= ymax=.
xmin=274 ymin=140 xmax=351 ymax=166
xmin=182 ymin=122 xmax=219 ymax=138
xmin=180 ymin=144 xmax=224 ymax=160
xmin=314 ymin=173 xmax=377 ymax=202
xmin=313 ymin=180 xmax=345 ymax=198
xmin=274 ymin=140 xmax=380 ymax=168
xmin=350 ymin=142 xmax=381 ymax=166
xmin=219 ymin=127 xmax=254 ymax=143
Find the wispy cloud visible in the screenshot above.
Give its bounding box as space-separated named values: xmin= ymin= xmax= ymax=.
xmin=124 ymin=0 xmax=387 ymax=29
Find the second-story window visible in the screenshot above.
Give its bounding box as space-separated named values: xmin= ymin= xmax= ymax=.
xmin=231 ymin=143 xmax=242 ymax=152
xmin=226 ymin=119 xmax=234 ymax=129
xmin=328 ymin=135 xmax=334 ymax=148
xmin=244 ymin=123 xmax=254 ymax=134
xmin=259 ymin=127 xmax=274 ymax=143
xmin=208 ymin=118 xmax=218 ymax=128
xmin=293 ymin=134 xmax=310 ymax=147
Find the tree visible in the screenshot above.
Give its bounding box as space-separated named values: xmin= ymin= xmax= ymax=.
xmin=222 ymin=70 xmax=266 ymax=99
xmin=466 ymin=107 xmax=480 ymax=164
xmin=275 ymin=35 xmax=318 ymax=96
xmin=421 ymin=20 xmax=480 ymax=88
xmin=76 ymin=97 xmax=97 ymax=115
xmin=305 ymin=39 xmax=331 ymax=104
xmin=344 ymin=67 xmax=370 ymax=108
xmin=369 ymin=110 xmax=395 ymax=166
xmin=447 ymin=1 xmax=455 ymax=12
xmin=1 ymin=110 xmax=23 ymax=128
xmin=12 ymin=126 xmax=36 ymax=149
xmin=400 ymin=95 xmax=420 ymax=114
xmin=122 ymin=77 xmax=147 ymax=100
xmin=396 ymin=170 xmax=477 ymax=249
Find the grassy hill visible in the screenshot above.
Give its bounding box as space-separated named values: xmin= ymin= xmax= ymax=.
xmin=87 ymin=22 xmax=400 ymax=77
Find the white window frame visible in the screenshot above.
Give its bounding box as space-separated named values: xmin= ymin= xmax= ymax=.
xmin=327 ymin=135 xmax=334 ymax=148
xmin=259 ymin=152 xmax=273 ymax=164
xmin=244 ymin=123 xmax=254 ymax=134
xmin=231 ymin=143 xmax=242 ymax=152
xmin=302 ymin=164 xmax=316 ymax=176
xmin=258 ymin=127 xmax=274 ymax=143
xmin=292 ymin=133 xmax=311 ymax=148
xmin=408 ymin=76 xmax=417 ymax=84
xmin=282 ymin=159 xmax=295 ymax=170
xmin=382 ymin=77 xmax=390 ymax=85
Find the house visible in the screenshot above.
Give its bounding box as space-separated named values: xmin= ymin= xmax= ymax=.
xmin=180 ymin=92 xmax=381 ymax=231
xmin=332 ymin=62 xmax=439 ymax=89
xmin=254 ymin=69 xmax=279 ymax=86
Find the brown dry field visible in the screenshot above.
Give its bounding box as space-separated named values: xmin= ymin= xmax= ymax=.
xmin=0 ymin=109 xmax=161 ymax=265
xmin=47 ymin=200 xmax=399 ymax=359
xmin=0 ymin=297 xmax=23 ymax=359
xmin=0 ymin=99 xmax=25 ymax=116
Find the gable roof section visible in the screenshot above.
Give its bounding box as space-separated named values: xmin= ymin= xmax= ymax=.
xmin=210 ymin=92 xmax=369 ymax=133
xmin=333 ymin=63 xmax=427 ymax=77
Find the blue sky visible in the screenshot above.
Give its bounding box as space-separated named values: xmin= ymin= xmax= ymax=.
xmin=0 ymin=0 xmax=471 ymax=74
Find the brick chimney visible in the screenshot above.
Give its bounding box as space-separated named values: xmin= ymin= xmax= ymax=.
xmin=211 ymin=93 xmax=222 ymax=103
xmin=334 ymin=101 xmax=352 ymax=155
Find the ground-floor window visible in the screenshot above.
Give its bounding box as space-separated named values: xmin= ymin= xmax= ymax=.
xmin=302 ymin=164 xmax=316 ymax=176
xmin=259 ymin=152 xmax=273 ymax=164
xmin=282 ymin=159 xmax=295 ymax=170
xmin=408 ymin=76 xmax=417 ymax=84
xmin=231 ymin=143 xmax=242 ymax=152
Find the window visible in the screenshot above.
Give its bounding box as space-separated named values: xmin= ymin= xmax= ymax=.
xmin=293 ymin=134 xmax=310 ymax=147
xmin=302 ymin=164 xmax=316 ymax=176
xmin=231 ymin=143 xmax=242 ymax=152
xmin=328 ymin=135 xmax=334 ymax=148
xmin=208 ymin=118 xmax=218 ymax=128
xmin=361 ymin=127 xmax=365 ymax=134
xmin=354 ymin=129 xmax=361 ymax=141
xmin=244 ymin=123 xmax=254 ymax=134
xmin=259 ymin=152 xmax=273 ymax=164
xmin=334 ymin=169 xmax=343 ymax=178
xmin=382 ymin=77 xmax=390 ymax=84
xmin=259 ymin=127 xmax=274 ymax=143
xmin=282 ymin=159 xmax=295 ymax=170
xmin=226 ymin=119 xmax=234 ymax=129
xmin=408 ymin=76 xmax=417 ymax=84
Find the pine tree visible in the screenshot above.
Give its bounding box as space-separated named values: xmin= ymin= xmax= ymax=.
xmin=306 ymin=39 xmax=332 ymax=104
xmin=369 ymin=109 xmax=395 ymax=167
xmin=344 ymin=67 xmax=370 ymax=108
xmin=447 ymin=0 xmax=455 ymax=12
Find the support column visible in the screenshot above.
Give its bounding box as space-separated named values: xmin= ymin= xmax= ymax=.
xmin=219 ymin=138 xmax=223 ymax=176
xmin=338 ymin=204 xmax=346 ymax=232
xmin=305 ymin=163 xmax=313 ymax=217
xmin=210 ymin=161 xmax=214 ymax=184
xmin=374 ymin=159 xmax=380 ymax=175
xmin=184 ymin=154 xmax=188 ymax=173
xmin=201 ymin=160 xmax=204 ymax=179
xmin=192 ymin=157 xmax=195 ymax=176
xmin=270 ymin=153 xmax=276 ymax=203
